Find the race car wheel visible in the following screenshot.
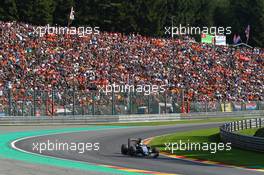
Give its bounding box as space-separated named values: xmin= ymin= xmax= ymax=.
xmin=128 ymin=146 xmax=136 ymax=156
xmin=121 ymin=144 xmax=128 ymax=155
xmin=151 ymin=147 xmax=159 ymax=158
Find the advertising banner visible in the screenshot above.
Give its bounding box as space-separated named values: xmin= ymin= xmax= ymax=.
xmin=215 ymin=35 xmax=226 ymax=45
xmin=245 ymin=102 xmax=257 ymax=110
xmin=221 ymin=103 xmax=233 ymax=112
xmin=201 ymin=34 xmax=214 ymax=44
xmin=233 ymin=102 xmax=242 ymax=111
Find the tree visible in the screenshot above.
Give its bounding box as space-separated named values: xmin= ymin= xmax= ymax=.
xmin=246 ymin=0 xmax=264 ymax=46
xmin=131 ymin=0 xmax=167 ymax=36
xmin=53 ymin=0 xmax=75 ymax=26
xmin=213 ymin=0 xmax=233 ymax=43
xmin=0 ymin=0 xmax=18 ymax=21
xmin=32 ymin=0 xmax=55 ymax=25
xmin=75 ymin=0 xmax=103 ymax=27
xmin=0 ymin=0 xmax=262 ymax=47
xmin=16 ymin=0 xmax=34 ymax=23
xmin=228 ymin=0 xmax=264 ymax=46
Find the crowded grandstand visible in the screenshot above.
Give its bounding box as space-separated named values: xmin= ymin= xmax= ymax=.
xmin=0 ymin=21 xmax=263 ymax=115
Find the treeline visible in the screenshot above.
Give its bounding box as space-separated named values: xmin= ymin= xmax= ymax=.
xmin=0 ymin=0 xmax=263 ymax=47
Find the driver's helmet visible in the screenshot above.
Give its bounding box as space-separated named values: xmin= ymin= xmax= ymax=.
xmin=137 ymin=138 xmax=143 ymax=145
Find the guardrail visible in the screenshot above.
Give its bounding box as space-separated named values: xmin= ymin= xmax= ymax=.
xmin=0 ymin=110 xmax=263 ymax=124
xmin=0 ymin=115 xmax=119 ymax=124
xmin=220 ymin=118 xmax=264 ymax=152
xmin=181 ymin=110 xmax=264 ymax=118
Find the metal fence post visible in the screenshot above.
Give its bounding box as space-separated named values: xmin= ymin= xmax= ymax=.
xmin=33 ymin=89 xmax=36 ymax=116
xmin=8 ymin=88 xmax=12 ymax=116
xmin=51 ymin=89 xmax=54 ymax=116
xmin=22 ymin=99 xmax=25 ymax=116
xmin=164 ymin=92 xmax=167 ymax=114
xmin=147 ymin=94 xmax=150 ymax=114
xmin=72 ymin=90 xmax=75 ymax=116
xmin=111 ymin=89 xmax=115 ymax=115
xmin=129 ymin=92 xmax=132 ymax=114
xmin=205 ymin=101 xmax=208 ymax=113
xmin=92 ymin=91 xmax=95 ymax=115
xmin=64 ymin=90 xmax=67 ymax=116
xmin=181 ymin=89 xmax=185 ymax=113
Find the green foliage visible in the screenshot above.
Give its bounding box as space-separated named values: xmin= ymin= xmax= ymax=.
xmin=255 ymin=128 xmax=264 ymax=137
xmin=53 ymin=0 xmax=75 ymax=25
xmin=16 ymin=0 xmax=34 ymax=23
xmin=32 ymin=0 xmax=55 ymax=25
xmin=0 ymin=0 xmax=262 ymax=46
xmin=0 ymin=0 xmax=18 ymax=21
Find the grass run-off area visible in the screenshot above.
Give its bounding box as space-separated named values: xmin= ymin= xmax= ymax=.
xmin=97 ymin=117 xmax=247 ymax=126
xmin=149 ymin=128 xmax=264 ymax=168
xmin=237 ymin=127 xmax=264 ymax=137
xmin=236 ymin=128 xmax=259 ymax=136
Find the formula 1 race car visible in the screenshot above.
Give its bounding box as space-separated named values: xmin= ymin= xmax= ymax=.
xmin=121 ymin=138 xmax=159 ymax=158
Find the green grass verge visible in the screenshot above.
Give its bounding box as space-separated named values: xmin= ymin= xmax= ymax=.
xmin=236 ymin=128 xmax=259 ymax=136
xmin=236 ymin=128 xmax=264 ymax=137
xmin=149 ymin=128 xmax=264 ymax=168
xmin=96 ymin=117 xmax=247 ymax=126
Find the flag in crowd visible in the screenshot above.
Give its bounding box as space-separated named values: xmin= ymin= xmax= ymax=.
xmin=68 ymin=7 xmax=75 ymax=27
xmin=245 ymin=25 xmax=250 ymax=43
xmin=233 ymin=34 xmax=241 ymax=44
xmin=69 ymin=7 xmax=75 ymax=21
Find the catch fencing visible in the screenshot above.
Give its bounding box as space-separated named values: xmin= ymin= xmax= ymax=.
xmin=0 ymin=89 xmax=263 ymax=116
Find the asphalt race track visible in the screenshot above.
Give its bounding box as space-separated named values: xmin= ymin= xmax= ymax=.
xmin=14 ymin=123 xmax=263 ymax=175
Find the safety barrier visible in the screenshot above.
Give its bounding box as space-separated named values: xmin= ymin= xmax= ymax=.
xmin=0 ymin=110 xmax=263 ymax=124
xmin=180 ymin=110 xmax=264 ymax=118
xmin=220 ymin=118 xmax=264 ymax=152
xmin=1 ymin=88 xmax=263 ymax=116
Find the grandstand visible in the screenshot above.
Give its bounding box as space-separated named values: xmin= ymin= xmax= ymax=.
xmin=0 ymin=21 xmax=263 ymax=116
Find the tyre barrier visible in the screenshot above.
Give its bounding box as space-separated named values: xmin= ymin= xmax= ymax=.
xmin=220 ymin=118 xmax=264 ymax=152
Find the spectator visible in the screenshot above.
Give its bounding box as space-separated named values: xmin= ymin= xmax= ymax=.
xmin=0 ymin=21 xmax=263 ymax=111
